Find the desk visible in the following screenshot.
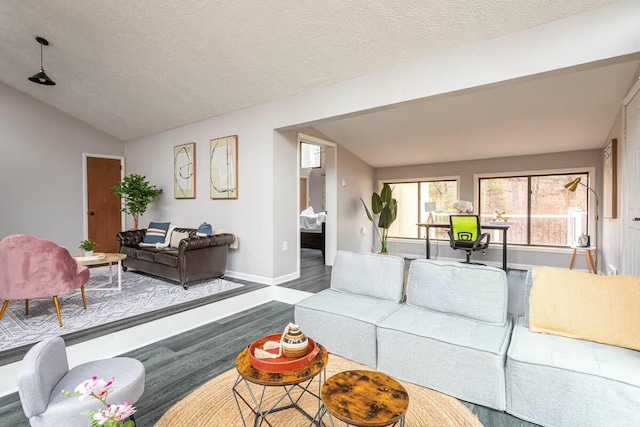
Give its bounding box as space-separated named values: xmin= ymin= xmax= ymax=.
xmin=417 ymin=222 xmax=511 ymax=271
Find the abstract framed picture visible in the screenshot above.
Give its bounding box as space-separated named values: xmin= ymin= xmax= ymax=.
xmin=603 ymin=138 xmax=617 ymax=218
xmin=174 ymin=142 xmax=196 ymax=199
xmin=210 ymin=135 xmax=238 ymax=199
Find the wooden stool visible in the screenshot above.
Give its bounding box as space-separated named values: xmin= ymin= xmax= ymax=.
xmin=569 ymin=246 xmax=596 ymax=274
xmin=319 ymin=370 xmax=409 ymax=426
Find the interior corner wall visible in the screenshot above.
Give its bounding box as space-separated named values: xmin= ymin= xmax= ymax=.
xmin=375 ymin=149 xmax=602 ymax=269
xmin=273 ymin=129 xmax=299 ymax=278
xmin=125 ymin=106 xmax=276 ymax=280
xmin=0 ymin=82 xmax=124 ymax=251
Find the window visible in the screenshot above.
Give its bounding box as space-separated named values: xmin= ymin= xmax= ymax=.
xmin=386 ymin=179 xmax=458 ymax=239
xmin=478 ymin=172 xmax=589 ymax=247
xmin=300 ymin=143 xmax=321 ymax=168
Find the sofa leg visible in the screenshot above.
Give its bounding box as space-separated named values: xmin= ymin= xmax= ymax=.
xmin=182 ymin=283 xmax=189 ymax=290
xmin=122 ymin=266 xmax=128 ymax=272
xmin=53 ymin=296 xmax=63 ymax=327
xmin=25 ymin=299 xmax=29 ymax=316
xmin=0 ymin=300 xmax=8 ymax=320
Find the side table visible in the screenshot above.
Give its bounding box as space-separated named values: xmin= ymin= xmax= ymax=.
xmin=318 ymin=370 xmax=409 ymax=427
xmin=233 ymin=344 xmax=328 ymax=426
xmin=568 ymin=246 xmax=596 ymax=274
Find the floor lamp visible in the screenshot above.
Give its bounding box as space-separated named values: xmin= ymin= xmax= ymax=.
xmin=564 ymin=177 xmax=598 ymax=272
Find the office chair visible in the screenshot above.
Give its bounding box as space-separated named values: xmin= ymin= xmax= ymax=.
xmin=448 ymin=215 xmax=490 ymax=265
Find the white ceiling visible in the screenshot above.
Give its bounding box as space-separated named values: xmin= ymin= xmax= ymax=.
xmin=314 ymin=59 xmax=640 ymax=167
xmin=0 ymin=0 xmax=616 ymax=141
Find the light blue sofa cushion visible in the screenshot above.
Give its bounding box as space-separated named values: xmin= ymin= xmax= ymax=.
xmin=523 ymin=269 xmax=533 ymax=327
xmin=295 ymin=289 xmax=402 ymax=367
xmin=407 ymin=260 xmax=508 ymax=325
xmin=377 ymin=304 xmax=513 ymax=410
xmin=331 ymin=250 xmax=405 ymax=302
xmin=506 ymin=316 xmax=640 ymax=427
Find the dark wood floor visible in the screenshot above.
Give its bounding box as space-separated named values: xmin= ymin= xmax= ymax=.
xmin=0 ymin=250 xmax=538 ymax=427
xmin=279 ymin=248 xmax=331 ymax=293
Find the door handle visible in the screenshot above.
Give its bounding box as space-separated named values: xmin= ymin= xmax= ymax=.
xmin=88 ymin=211 xmax=95 ymax=216
xmin=633 ymin=218 xmax=640 ymax=221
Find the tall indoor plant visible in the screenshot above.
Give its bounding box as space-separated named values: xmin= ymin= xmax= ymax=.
xmin=112 ymin=174 xmax=163 ymax=229
xmin=360 ymin=183 xmax=398 ymax=253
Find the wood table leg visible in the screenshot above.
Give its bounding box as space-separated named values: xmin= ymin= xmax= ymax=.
xmin=25 ymin=299 xmax=29 ymax=316
xmin=0 ymin=300 xmax=8 ymax=320
xmin=53 ymin=296 xmax=63 ymax=327
xmin=569 ymin=249 xmax=577 ymax=270
xmin=80 ymin=286 xmax=87 ymax=309
xmin=586 ymin=250 xmax=596 ymax=274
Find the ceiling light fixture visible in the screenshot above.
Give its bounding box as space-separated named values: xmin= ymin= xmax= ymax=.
xmin=28 ymin=36 xmax=56 ymax=86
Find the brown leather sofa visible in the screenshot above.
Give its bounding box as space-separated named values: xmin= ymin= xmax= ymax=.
xmin=116 ymin=228 xmax=235 ymax=290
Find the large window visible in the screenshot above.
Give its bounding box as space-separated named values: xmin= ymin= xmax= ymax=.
xmin=478 ymin=172 xmax=589 ymax=247
xmin=386 ymin=179 xmax=458 ymax=239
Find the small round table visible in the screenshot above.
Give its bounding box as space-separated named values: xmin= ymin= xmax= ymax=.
xmin=568 ymin=246 xmax=596 ymax=274
xmin=74 ymin=253 xmax=127 ymax=291
xmin=233 ymin=345 xmax=328 ymax=426
xmin=320 ymin=370 xmax=409 ymax=427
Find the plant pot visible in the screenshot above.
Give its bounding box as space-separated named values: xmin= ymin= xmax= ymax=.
xmin=84 ymin=250 xmax=94 ymax=257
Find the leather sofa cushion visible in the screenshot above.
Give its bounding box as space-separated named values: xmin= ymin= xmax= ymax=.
xmin=120 ymin=246 xmax=138 ymax=258
xmin=136 ymin=249 xmax=156 ymax=262
xmin=155 ymin=251 xmax=179 ymax=267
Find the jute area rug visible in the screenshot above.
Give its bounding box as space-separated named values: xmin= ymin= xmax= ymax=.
xmin=156 ymin=354 xmax=482 ymax=426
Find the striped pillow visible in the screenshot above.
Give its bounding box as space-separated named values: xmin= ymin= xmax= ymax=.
xmin=143 ymin=222 xmax=171 ymax=244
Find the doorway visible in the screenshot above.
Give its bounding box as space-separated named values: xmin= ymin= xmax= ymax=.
xmin=622 ymin=81 xmax=640 ymax=275
xmin=297 ymin=133 xmax=338 ymax=274
xmin=83 ymin=154 xmax=125 ymax=253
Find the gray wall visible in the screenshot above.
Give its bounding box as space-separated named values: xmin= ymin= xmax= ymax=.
xmin=376 ymin=149 xmax=603 ymax=270
xmin=601 ymin=110 xmax=622 ymax=274
xmin=0 ymin=82 xmax=124 ymax=251
xmin=308 ymin=168 xmax=324 ymax=212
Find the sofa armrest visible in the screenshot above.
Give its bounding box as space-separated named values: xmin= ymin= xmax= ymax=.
xmin=179 ymin=234 xmax=235 ymax=252
xmin=117 ymin=229 xmax=146 ymax=247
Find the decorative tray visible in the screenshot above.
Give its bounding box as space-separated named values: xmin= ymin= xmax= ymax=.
xmin=74 ymin=254 xmax=106 ymax=261
xmin=248 ymin=333 xmax=319 ymax=373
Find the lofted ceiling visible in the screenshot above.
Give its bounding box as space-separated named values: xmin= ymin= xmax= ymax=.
xmin=0 ymin=0 xmax=617 ymax=141
xmin=313 ymin=59 xmax=640 ymax=167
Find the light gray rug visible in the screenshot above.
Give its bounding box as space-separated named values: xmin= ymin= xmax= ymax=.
xmin=0 ymin=266 xmax=243 ymax=351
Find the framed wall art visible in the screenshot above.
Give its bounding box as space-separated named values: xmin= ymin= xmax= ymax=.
xmin=603 ymin=138 xmax=617 ymax=218
xmin=210 ymin=135 xmax=238 ymax=199
xmin=174 ymin=142 xmax=196 ymax=199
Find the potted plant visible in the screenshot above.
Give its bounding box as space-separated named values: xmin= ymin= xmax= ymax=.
xmin=79 ymin=239 xmax=98 ymax=257
xmin=112 ymin=174 xmax=163 ymax=229
xmin=63 ymin=377 xmax=136 ymax=427
xmin=360 ymin=183 xmax=398 ymax=253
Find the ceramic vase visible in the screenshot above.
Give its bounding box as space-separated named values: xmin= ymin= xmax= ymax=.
xmin=84 ymin=250 xmax=94 ymax=257
xmin=282 ymin=324 xmax=309 ymax=359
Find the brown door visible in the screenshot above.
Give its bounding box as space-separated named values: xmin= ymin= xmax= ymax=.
xmin=300 ymin=178 xmax=308 ymax=212
xmin=87 ymin=157 xmax=122 ymax=253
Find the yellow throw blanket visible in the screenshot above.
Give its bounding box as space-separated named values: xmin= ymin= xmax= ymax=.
xmin=529 ymin=267 xmax=640 ymax=351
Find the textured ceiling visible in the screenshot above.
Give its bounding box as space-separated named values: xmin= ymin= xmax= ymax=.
xmin=314 ymin=59 xmax=640 ymax=167
xmin=0 ymin=0 xmax=616 ymax=141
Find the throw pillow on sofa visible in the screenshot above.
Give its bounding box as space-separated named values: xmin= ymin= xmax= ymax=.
xmin=197 ymin=222 xmax=213 ymax=237
xmin=143 ymin=222 xmax=171 ymax=244
xmin=170 ymin=231 xmax=190 ymax=248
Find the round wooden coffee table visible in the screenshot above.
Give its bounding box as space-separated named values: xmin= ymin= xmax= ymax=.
xmin=74 ymin=253 xmax=127 ymax=291
xmin=321 ymin=370 xmax=409 ymax=427
xmin=233 ymin=344 xmax=328 ymax=426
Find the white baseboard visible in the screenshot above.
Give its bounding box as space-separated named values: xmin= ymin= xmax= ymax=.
xmin=0 ymin=287 xmax=273 ymax=398
xmin=273 ymin=286 xmax=313 ymax=305
xmin=225 ymin=270 xmax=300 ymax=286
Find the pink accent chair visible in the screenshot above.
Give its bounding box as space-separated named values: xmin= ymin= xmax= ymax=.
xmin=0 ymin=235 xmax=89 ymax=327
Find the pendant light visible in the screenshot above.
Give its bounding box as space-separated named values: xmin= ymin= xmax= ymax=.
xmin=28 ymin=36 xmax=56 ymax=86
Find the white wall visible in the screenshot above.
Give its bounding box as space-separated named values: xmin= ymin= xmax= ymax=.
xmin=125 ymin=2 xmax=639 ymax=280
xmin=376 ymin=150 xmax=602 ymax=270
xmin=0 ymin=82 xmax=124 ymax=251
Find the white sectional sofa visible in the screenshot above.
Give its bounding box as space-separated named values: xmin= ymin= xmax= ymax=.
xmin=294 ymin=250 xmax=640 ymax=427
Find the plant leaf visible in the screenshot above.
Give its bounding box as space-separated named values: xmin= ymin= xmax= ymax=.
xmin=359 ymin=198 xmax=374 ymax=222
xmin=372 ymin=193 xmax=383 ymax=214
xmin=378 ymin=206 xmax=393 ymax=228
xmin=380 ymin=184 xmax=392 ymax=204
